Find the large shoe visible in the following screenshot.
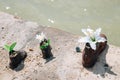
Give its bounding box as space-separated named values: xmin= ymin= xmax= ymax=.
xmin=82 ymin=34 xmax=107 ymax=68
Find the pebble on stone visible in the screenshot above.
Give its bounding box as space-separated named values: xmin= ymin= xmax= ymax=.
xmin=29 ymin=49 xmax=34 ymax=51
xmin=76 ymin=47 xmax=81 ymax=52
xmin=2 ymin=27 xmax=4 ymax=29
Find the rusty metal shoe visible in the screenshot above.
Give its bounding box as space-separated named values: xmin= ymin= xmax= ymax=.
xmin=82 ymin=34 xmax=107 ymax=68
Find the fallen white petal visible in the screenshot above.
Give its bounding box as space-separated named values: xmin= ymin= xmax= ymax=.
xmin=5 ymin=6 xmax=10 ymax=10
xmin=48 ymin=19 xmax=55 ymax=23
xmin=48 ymin=0 xmax=54 ymax=2
xmin=84 ymin=8 xmax=87 ymax=11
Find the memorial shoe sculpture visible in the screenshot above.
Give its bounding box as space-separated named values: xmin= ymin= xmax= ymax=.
xmin=36 ymin=32 xmax=53 ymax=59
xmin=4 ymin=42 xmax=27 ymax=69
xmin=78 ymin=28 xmax=107 ymax=68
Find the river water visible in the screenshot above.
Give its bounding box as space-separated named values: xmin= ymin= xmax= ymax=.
xmin=0 ymin=0 xmax=120 ymax=46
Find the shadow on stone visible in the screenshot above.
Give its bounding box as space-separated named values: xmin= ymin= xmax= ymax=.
xmin=14 ymin=61 xmax=25 ymax=71
xmin=45 ymin=56 xmax=56 ymax=63
xmin=87 ymin=45 xmax=117 ymax=78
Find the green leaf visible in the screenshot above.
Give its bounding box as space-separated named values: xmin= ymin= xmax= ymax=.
xmin=48 ymin=39 xmax=50 ymax=45
xmin=40 ymin=43 xmax=49 ymax=49
xmin=10 ymin=42 xmax=17 ymax=51
xmin=40 ymin=39 xmax=50 ymax=50
xmin=4 ymin=44 xmax=10 ymax=52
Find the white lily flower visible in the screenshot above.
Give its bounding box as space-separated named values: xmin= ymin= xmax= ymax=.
xmin=36 ymin=32 xmax=46 ymax=43
xmin=79 ymin=28 xmax=106 ymax=50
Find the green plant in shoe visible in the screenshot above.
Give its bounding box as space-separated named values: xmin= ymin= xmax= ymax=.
xmin=4 ymin=42 xmax=16 ymax=54
xmin=36 ymin=32 xmax=53 ymax=59
xmin=4 ymin=42 xmax=27 ymax=70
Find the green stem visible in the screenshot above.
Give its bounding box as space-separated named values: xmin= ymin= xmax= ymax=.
xmin=91 ymin=37 xmax=96 ymax=42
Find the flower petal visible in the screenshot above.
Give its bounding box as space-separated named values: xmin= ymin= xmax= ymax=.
xmin=41 ymin=32 xmax=46 ymax=39
xmin=36 ymin=32 xmax=46 ymax=43
xmin=82 ymin=29 xmax=89 ymax=36
xmin=95 ymin=28 xmax=101 ymax=36
xmin=87 ymin=28 xmax=94 ymax=34
xmin=97 ymin=37 xmax=106 ymax=42
xmin=36 ymin=34 xmax=40 ymax=40
xmin=89 ymin=42 xmax=96 ymax=50
xmin=78 ymin=37 xmax=90 ymax=43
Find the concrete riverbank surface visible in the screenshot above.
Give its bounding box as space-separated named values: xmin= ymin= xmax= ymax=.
xmin=0 ymin=12 xmax=120 ymax=80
